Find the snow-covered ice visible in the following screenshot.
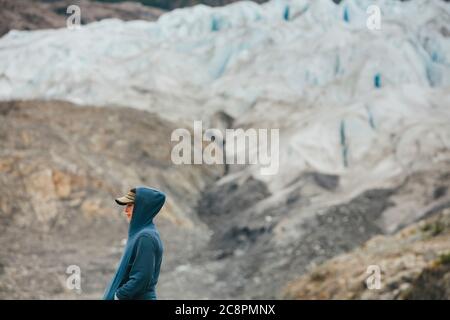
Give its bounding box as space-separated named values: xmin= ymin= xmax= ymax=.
xmin=1 ymin=0 xmax=450 ymax=208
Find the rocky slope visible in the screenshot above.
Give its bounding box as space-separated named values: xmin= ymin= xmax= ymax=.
xmin=0 ymin=0 xmax=164 ymax=36
xmin=283 ymin=205 xmax=450 ymax=299
xmin=0 ymin=100 xmax=222 ymax=299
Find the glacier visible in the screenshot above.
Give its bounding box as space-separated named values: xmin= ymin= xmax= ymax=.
xmin=0 ymin=0 xmax=450 ymax=218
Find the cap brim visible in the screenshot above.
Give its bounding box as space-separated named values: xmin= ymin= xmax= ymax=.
xmin=115 ymin=196 xmax=134 ymax=205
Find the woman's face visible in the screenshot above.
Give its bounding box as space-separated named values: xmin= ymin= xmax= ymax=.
xmin=124 ymin=203 xmax=134 ymax=222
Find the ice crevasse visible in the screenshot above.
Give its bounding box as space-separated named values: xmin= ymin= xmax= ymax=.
xmin=0 ymin=0 xmax=449 ymax=193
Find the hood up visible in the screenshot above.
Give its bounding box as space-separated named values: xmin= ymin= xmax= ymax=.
xmin=128 ymin=187 xmax=166 ymax=237
xmin=103 ymin=186 xmax=165 ymax=300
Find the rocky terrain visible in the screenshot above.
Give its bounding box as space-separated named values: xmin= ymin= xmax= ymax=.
xmin=0 ymin=100 xmax=222 ymax=299
xmin=0 ymin=0 xmax=164 ymax=36
xmin=1 ymin=99 xmax=448 ymax=299
xmin=0 ymin=0 xmax=449 ymax=299
xmin=283 ymin=206 xmax=450 ymax=299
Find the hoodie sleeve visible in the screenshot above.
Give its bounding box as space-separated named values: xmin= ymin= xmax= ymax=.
xmin=115 ymin=235 xmax=156 ymax=300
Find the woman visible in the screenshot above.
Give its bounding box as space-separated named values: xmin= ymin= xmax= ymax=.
xmin=103 ymin=186 xmax=166 ymax=300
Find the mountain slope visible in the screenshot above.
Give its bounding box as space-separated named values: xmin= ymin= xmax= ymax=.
xmin=0 ymin=0 xmax=164 ymax=36
xmin=283 ymin=205 xmax=450 ymax=299
xmin=0 ymin=100 xmax=222 ymax=299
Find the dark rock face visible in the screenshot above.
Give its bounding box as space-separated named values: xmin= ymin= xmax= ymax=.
xmin=287 ymin=189 xmax=394 ymax=270
xmin=312 ymin=172 xmax=339 ymax=191
xmin=198 ymin=176 xmax=271 ymax=225
xmin=0 ymin=0 xmax=63 ymax=36
xmin=258 ymin=189 xmax=395 ymax=298
xmin=198 ymin=175 xmax=271 ymax=255
xmin=404 ymin=263 xmax=450 ymax=300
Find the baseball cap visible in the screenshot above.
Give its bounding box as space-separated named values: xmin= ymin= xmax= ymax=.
xmin=115 ymin=188 xmax=136 ymax=205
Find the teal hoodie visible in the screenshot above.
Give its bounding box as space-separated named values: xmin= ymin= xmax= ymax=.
xmin=103 ymin=187 xmax=166 ymax=300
